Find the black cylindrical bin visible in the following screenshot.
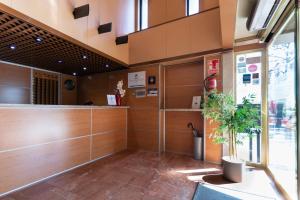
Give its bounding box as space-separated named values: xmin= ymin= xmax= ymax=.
xmin=194 ymin=136 xmax=202 ymax=160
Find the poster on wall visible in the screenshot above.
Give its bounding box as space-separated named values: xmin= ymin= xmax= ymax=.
xmin=207 ymin=59 xmax=219 ymax=75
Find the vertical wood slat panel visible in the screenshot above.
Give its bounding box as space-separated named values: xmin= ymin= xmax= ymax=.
xmin=33 ymin=71 xmax=59 ymax=104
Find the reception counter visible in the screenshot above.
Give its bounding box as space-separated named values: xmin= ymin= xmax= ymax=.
xmin=0 ymin=105 xmax=128 ymax=195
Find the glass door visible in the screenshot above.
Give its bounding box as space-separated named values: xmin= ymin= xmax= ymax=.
xmin=236 ymin=51 xmax=263 ymax=164
xmin=267 ymin=12 xmax=298 ymax=199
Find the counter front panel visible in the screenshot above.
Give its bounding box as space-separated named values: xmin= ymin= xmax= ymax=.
xmin=0 ymin=106 xmax=128 ymax=195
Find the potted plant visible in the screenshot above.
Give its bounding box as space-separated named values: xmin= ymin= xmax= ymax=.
xmin=201 ymin=90 xmax=260 ymax=182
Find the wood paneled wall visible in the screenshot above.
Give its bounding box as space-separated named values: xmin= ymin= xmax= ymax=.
xmin=148 ymin=0 xmax=186 ymax=27
xmin=0 ymin=62 xmax=31 ymax=104
xmin=165 ymin=111 xmax=203 ymax=155
xmin=147 ymin=0 xmax=219 ymax=28
xmin=77 ymin=65 xmax=160 ymax=152
xmin=165 ymin=62 xmax=204 ymax=108
xmin=204 ymin=54 xmax=223 ymax=163
xmin=61 ymin=74 xmax=78 ymax=105
xmin=0 ymin=107 xmax=127 ymax=195
xmin=163 ymin=62 xmax=204 ymax=155
xmin=129 ymin=8 xmax=222 ymax=65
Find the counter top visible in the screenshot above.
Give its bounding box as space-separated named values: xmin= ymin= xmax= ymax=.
xmin=0 ymin=104 xmax=129 ymax=109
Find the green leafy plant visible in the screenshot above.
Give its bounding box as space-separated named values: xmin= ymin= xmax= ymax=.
xmin=201 ymin=90 xmax=260 ymax=159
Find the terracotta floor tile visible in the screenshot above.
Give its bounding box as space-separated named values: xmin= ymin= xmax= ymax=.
xmin=0 ymin=150 xmax=282 ymax=200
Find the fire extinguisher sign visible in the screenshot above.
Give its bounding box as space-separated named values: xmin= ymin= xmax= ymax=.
xmin=207 ymin=59 xmax=219 ymax=75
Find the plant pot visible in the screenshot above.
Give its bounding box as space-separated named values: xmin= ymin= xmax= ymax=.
xmin=222 ymin=156 xmax=245 ymax=183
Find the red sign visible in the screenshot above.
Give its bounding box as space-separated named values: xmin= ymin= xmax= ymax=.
xmin=208 ymin=59 xmax=219 ymax=75
xmin=248 ymin=64 xmax=257 ymax=72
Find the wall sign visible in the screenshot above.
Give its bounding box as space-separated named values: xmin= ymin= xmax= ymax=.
xmin=135 ymin=89 xmax=146 ymax=98
xmin=147 ymin=88 xmax=158 ymax=96
xmin=248 ymin=64 xmax=257 ymax=72
xmin=207 ymin=59 xmax=219 ymax=75
xmin=128 ymin=71 xmax=146 ymax=88
xmin=243 ymin=74 xmax=251 ymax=84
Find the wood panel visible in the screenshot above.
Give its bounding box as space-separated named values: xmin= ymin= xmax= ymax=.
xmin=165 ymin=62 xmax=204 ymax=109
xmin=148 ymin=0 xmax=186 ymax=27
xmin=91 ymin=130 xmax=126 ymax=160
xmin=165 ymin=86 xmax=203 ymax=109
xmin=165 ymin=19 xmax=190 ymax=57
xmin=61 ymin=74 xmax=77 ymax=105
xmin=166 ymin=0 xmax=186 ymax=22
xmin=219 ymin=0 xmax=237 ymax=48
xmin=189 ymin=8 xmax=222 ymax=53
xmin=0 ymin=106 xmax=128 ymax=195
xmin=129 ymin=25 xmax=166 ymax=64
xmin=165 ymin=111 xmax=203 ymax=155
xmin=126 ymin=65 xmax=160 ymax=151
xmin=148 ymin=0 xmax=167 ymax=27
xmin=0 ymin=108 xmax=91 ymax=151
xmin=129 ymin=8 xmax=222 ymax=65
xmin=77 ymin=73 xmax=110 ymax=105
xmin=199 ymin=0 xmax=219 ymax=11
xmin=92 ymin=108 xmax=127 ymax=134
xmin=0 ymin=137 xmax=90 ymax=194
xmin=0 ymin=62 xmax=31 ymax=104
xmin=204 ymin=54 xmax=223 ymax=163
xmin=77 ymin=64 xmax=159 ymax=152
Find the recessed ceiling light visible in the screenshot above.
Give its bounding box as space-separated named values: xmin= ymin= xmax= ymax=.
xmin=73 ymin=72 xmax=77 ymax=76
xmin=105 ymin=64 xmax=109 ymax=68
xmin=9 ymin=44 xmax=16 ymax=50
xmin=58 ymin=60 xmax=63 ymax=63
xmin=83 ymin=67 xmax=87 ymax=71
xmin=82 ymin=55 xmax=87 ymax=59
xmin=36 ymin=37 xmax=43 ymax=43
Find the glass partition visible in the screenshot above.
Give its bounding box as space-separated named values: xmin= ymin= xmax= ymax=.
xmin=267 ymin=13 xmax=297 ymax=199
xmin=236 ymin=51 xmax=263 ymax=164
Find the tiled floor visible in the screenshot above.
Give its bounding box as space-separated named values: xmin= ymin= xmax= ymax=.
xmin=0 ymin=150 xmax=282 ymax=200
xmin=0 ymin=150 xmax=221 ymax=200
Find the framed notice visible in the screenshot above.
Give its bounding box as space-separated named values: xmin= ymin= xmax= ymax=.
xmin=128 ymin=71 xmax=146 ymax=88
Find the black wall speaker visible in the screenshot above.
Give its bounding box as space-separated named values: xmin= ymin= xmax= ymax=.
xmin=115 ymin=35 xmax=128 ymax=45
xmin=98 ymin=23 xmax=112 ymax=34
xmin=73 ymin=4 xmax=89 ymax=19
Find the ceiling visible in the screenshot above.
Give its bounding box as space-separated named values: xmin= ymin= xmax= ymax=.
xmin=234 ymin=0 xmax=258 ymax=40
xmin=0 ymin=10 xmax=127 ymax=76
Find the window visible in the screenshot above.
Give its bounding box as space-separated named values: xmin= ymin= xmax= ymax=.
xmin=267 ymin=13 xmax=297 ymax=199
xmin=186 ymin=0 xmax=199 ymax=16
xmin=235 ymin=51 xmax=263 ymax=164
xmin=138 ymin=0 xmax=148 ymax=30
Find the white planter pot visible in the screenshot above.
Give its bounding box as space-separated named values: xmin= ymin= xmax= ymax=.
xmin=222 ymin=156 xmax=245 ymax=183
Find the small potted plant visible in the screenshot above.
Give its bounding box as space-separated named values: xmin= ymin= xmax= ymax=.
xmin=201 ymin=90 xmax=260 ymax=182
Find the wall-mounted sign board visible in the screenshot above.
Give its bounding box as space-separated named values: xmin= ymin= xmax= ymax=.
xmin=128 ymin=71 xmax=146 ymax=88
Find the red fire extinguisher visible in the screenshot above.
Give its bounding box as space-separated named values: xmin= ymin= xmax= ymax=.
xmin=204 ymin=73 xmax=217 ymax=92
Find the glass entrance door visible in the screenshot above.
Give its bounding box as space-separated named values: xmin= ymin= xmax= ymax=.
xmin=267 ymin=13 xmax=298 ymax=199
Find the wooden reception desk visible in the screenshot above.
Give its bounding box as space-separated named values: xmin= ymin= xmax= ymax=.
xmin=0 ymin=105 xmax=128 ymax=195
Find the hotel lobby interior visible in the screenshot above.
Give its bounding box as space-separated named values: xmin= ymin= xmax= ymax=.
xmin=0 ymin=0 xmax=299 ymax=199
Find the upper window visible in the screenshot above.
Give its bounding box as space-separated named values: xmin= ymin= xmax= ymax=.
xmin=186 ymin=0 xmax=199 ymax=16
xmin=138 ymin=0 xmax=148 ymax=30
